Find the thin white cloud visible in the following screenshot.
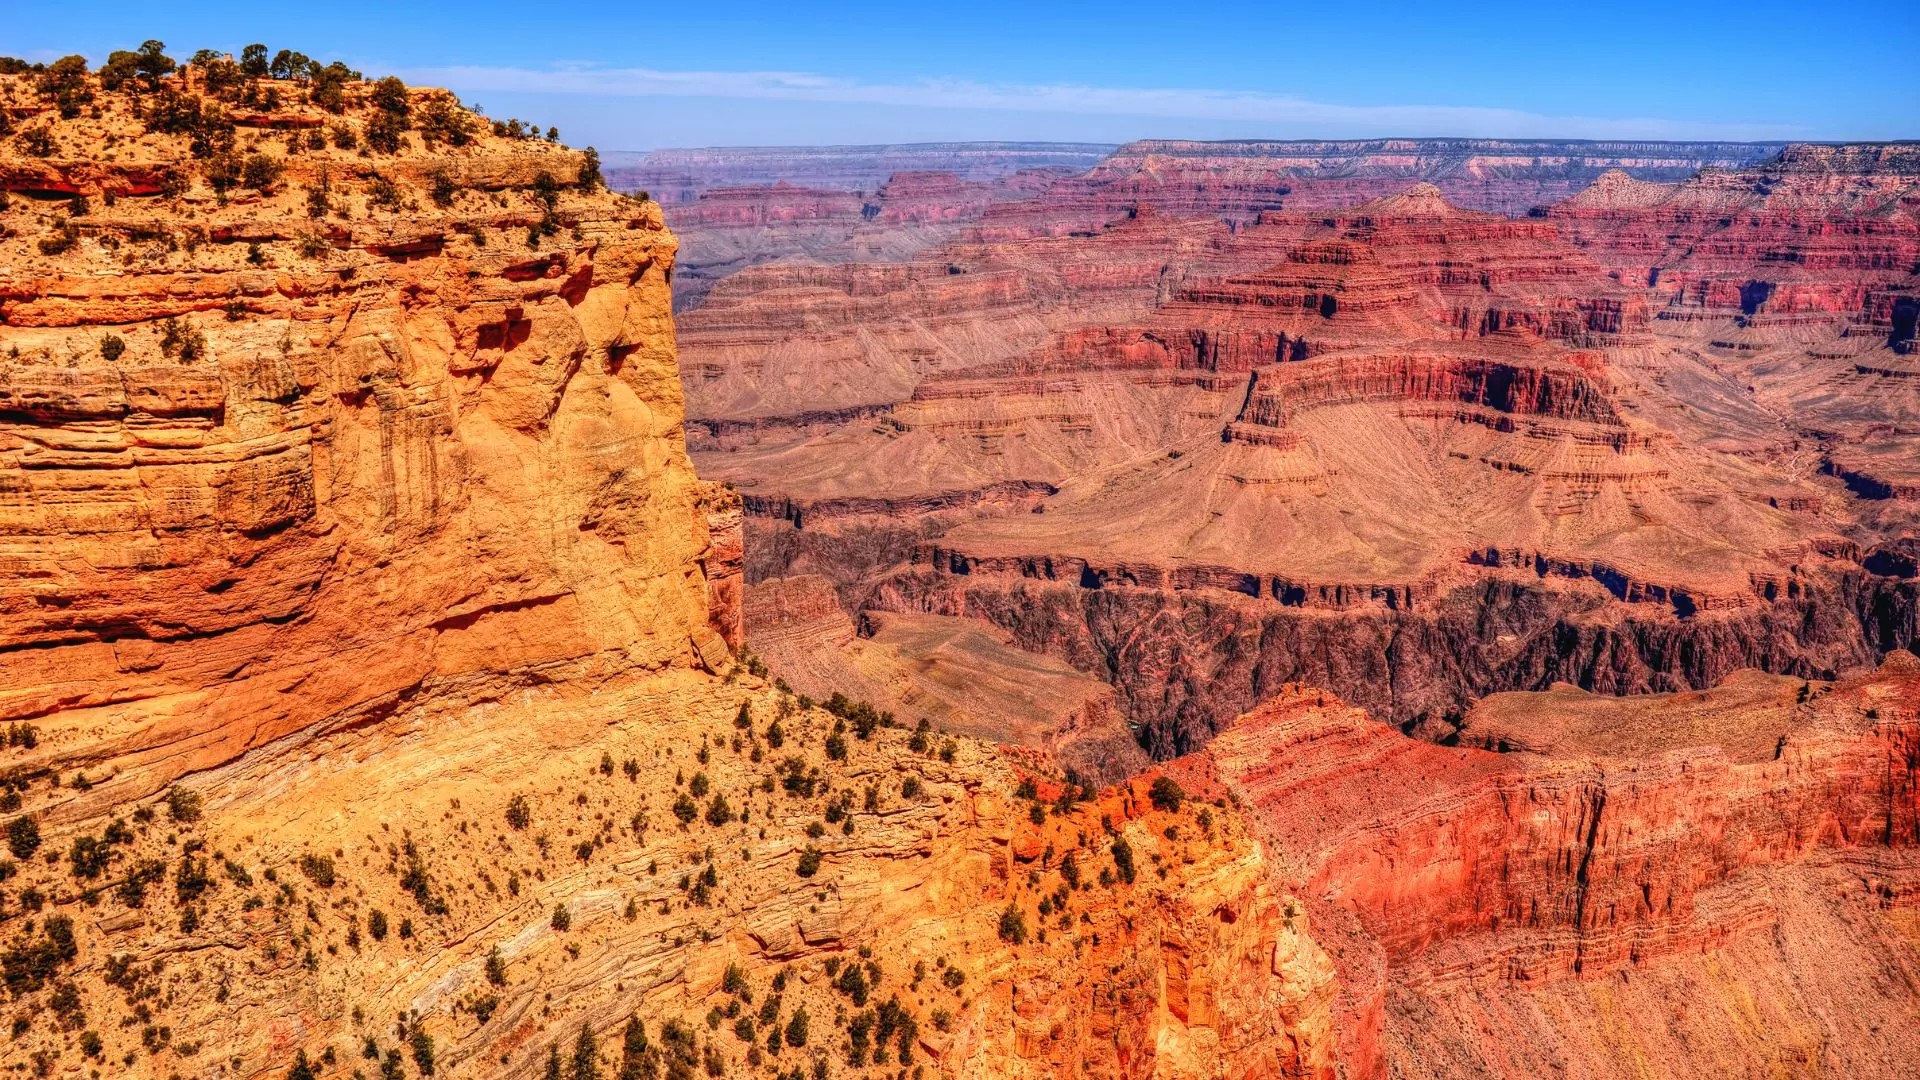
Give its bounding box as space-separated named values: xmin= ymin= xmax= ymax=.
xmin=397 ymin=64 xmax=1804 ymax=141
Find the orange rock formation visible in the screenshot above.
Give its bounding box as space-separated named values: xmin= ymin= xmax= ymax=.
xmin=0 ymin=61 xmax=1331 ymax=1080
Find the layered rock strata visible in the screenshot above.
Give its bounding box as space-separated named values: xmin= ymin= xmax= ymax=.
xmin=1190 ymin=655 xmax=1920 ymax=1078
xmin=683 ymin=145 xmax=1919 ymax=751
xmin=0 ymin=65 xmax=1327 ymax=1080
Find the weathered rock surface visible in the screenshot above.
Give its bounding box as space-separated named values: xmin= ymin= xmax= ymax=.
xmin=1192 ymin=655 xmax=1920 ymax=1079
xmin=0 ymin=65 xmax=1328 ymax=1080
xmin=744 ymin=575 xmax=1150 ymax=784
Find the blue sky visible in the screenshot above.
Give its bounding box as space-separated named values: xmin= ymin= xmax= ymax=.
xmin=11 ymin=1 xmax=1916 ymax=149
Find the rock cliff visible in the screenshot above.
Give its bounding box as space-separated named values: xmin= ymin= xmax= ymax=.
xmin=0 ymin=59 xmax=1328 ymax=1079
xmin=1193 ymin=655 xmax=1920 ymax=1078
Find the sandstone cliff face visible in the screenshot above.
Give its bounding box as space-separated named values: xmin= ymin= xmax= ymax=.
xmin=0 ymin=64 xmax=1327 ymax=1080
xmin=0 ymin=73 xmax=731 ymax=816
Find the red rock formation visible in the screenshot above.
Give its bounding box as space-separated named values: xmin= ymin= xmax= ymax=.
xmin=1197 ymin=656 xmax=1920 ymax=1078
xmin=681 ymin=143 xmax=1918 ymax=753
xmin=972 ymin=138 xmax=1782 ymax=238
xmin=606 ymin=142 xmax=1115 ymax=206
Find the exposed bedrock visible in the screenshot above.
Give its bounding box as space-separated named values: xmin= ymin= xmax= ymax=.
xmin=1186 ymin=657 xmax=1920 ymax=1079
xmin=865 ymin=567 xmax=1920 ymax=756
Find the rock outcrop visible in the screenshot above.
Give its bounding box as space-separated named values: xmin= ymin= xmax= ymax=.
xmin=1193 ymin=656 xmax=1920 ymax=1078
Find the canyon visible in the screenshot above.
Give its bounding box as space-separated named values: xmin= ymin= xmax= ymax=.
xmin=641 ymin=132 xmax=1920 ymax=1076
xmin=668 ymin=137 xmax=1920 ymax=756
xmin=1183 ymin=651 xmax=1920 ymax=1079
xmin=0 ymin=43 xmax=1915 ymax=1080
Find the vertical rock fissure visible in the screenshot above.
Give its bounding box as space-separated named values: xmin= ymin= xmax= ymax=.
xmin=1569 ymin=779 xmax=1607 ymax=974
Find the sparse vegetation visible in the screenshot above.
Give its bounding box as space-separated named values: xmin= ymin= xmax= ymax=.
xmin=997 ymin=902 xmax=1028 ymax=944
xmin=1149 ymin=775 xmax=1185 ymax=813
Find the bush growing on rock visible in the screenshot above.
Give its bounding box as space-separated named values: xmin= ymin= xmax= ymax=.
xmin=568 ymin=1022 xmax=596 ymax=1080
xmin=298 ymin=853 xmax=335 ymax=887
xmin=795 ymin=848 xmax=822 ymax=878
xmin=6 ymin=815 xmax=40 ymax=859
xmin=997 ymin=902 xmax=1027 ymax=944
xmin=409 ymin=1019 xmax=435 ymax=1076
xmin=618 ymin=1016 xmax=649 ymax=1078
xmin=240 ymin=44 xmax=269 ymax=78
xmin=241 ymin=152 xmax=283 ymax=193
xmin=551 ymin=904 xmax=571 ymax=931
xmin=367 ymin=174 xmax=404 ymax=212
xmin=428 ymin=169 xmax=457 ymax=208
xmin=418 ymin=96 xmax=477 ymax=147
xmin=17 ymin=126 xmax=57 ymax=158
xmin=37 ymin=55 xmax=94 ymax=117
xmin=166 ymin=785 xmax=202 ymax=823
xmin=1 ymin=913 xmax=78 ymax=994
xmin=68 ymin=834 xmax=113 ymax=879
xmin=157 ymin=317 xmax=206 ymax=362
xmin=783 ymin=1007 xmax=808 ymax=1048
xmin=268 ymin=49 xmax=310 ymax=81
xmin=834 ymin=962 xmax=869 ymax=1006
xmin=1149 ymin=775 xmax=1185 ymax=813
xmin=505 ymin=794 xmax=532 ymax=830
xmin=1110 ymin=836 xmax=1136 ymax=884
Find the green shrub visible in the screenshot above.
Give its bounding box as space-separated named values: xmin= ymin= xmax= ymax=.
xmin=1111 ymin=836 xmax=1136 ymax=884
xmin=167 ymin=786 xmax=202 ymax=823
xmin=997 ymin=903 xmax=1027 ymax=945
xmin=5 ymin=815 xmax=40 ymax=859
xmin=783 ymin=1007 xmax=808 ymax=1047
xmin=409 ymin=1019 xmax=435 ymax=1076
xmin=298 ymin=853 xmax=336 ymax=887
xmin=1148 ymin=775 xmax=1185 ymax=813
